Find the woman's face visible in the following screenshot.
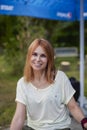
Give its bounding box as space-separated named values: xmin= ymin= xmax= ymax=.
xmin=30 ymin=46 xmax=48 ymax=72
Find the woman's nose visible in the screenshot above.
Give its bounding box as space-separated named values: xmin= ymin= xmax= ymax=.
xmin=36 ymin=55 xmax=41 ymax=61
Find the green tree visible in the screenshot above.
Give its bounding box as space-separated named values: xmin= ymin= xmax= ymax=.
xmin=0 ymin=15 xmax=87 ymax=75
xmin=0 ymin=16 xmax=46 ymax=75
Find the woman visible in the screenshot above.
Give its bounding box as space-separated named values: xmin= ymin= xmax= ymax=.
xmin=10 ymin=38 xmax=87 ymax=130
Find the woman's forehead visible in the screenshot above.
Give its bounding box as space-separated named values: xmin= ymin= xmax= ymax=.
xmin=33 ymin=46 xmax=46 ymax=53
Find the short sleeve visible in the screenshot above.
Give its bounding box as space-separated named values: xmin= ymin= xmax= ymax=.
xmin=15 ymin=78 xmax=26 ymax=105
xmin=60 ymin=72 xmax=76 ymax=104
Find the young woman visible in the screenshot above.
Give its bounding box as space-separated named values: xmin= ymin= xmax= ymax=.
xmin=10 ymin=38 xmax=87 ymax=130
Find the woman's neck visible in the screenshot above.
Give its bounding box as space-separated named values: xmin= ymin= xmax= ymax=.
xmin=33 ymin=70 xmax=46 ymax=81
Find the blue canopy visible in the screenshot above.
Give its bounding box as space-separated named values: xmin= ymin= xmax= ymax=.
xmin=0 ymin=0 xmax=87 ymax=114
xmin=0 ymin=0 xmax=87 ymax=21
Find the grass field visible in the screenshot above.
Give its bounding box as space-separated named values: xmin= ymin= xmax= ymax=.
xmin=0 ymin=55 xmax=87 ymax=128
xmin=0 ymin=56 xmax=20 ymax=128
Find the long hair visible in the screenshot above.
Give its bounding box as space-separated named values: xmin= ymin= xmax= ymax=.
xmin=24 ymin=38 xmax=55 ymax=83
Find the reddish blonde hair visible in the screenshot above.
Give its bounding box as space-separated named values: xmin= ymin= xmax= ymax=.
xmin=24 ymin=38 xmax=55 ymax=83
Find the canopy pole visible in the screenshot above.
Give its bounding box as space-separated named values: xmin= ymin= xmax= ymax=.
xmin=80 ymin=0 xmax=84 ymax=108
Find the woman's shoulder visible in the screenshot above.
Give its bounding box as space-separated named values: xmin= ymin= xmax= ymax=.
xmin=55 ymin=70 xmax=68 ymax=80
xmin=56 ymin=70 xmax=66 ymax=77
xmin=17 ymin=77 xmax=29 ymax=91
xmin=17 ymin=77 xmax=27 ymax=85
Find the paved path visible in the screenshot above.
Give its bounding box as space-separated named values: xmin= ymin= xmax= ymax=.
xmin=0 ymin=118 xmax=83 ymax=130
xmin=70 ymin=118 xmax=83 ymax=130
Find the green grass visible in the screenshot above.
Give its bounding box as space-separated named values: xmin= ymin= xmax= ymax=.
xmin=0 ymin=56 xmax=20 ymax=128
xmin=0 ymin=55 xmax=87 ymax=128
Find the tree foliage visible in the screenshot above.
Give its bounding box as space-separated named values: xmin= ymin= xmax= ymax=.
xmin=0 ymin=15 xmax=87 ymax=75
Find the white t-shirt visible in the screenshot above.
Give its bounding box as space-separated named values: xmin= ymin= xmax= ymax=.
xmin=15 ymin=70 xmax=75 ymax=130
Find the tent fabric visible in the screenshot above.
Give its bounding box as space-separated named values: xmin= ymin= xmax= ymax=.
xmin=0 ymin=0 xmax=87 ymax=21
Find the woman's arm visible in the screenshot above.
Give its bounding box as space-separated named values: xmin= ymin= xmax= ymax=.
xmin=10 ymin=102 xmax=26 ymax=130
xmin=67 ymin=97 xmax=87 ymax=129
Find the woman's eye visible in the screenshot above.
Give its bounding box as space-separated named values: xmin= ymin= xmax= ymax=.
xmin=32 ymin=52 xmax=37 ymax=56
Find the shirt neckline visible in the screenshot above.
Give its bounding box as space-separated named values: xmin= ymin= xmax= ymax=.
xmin=29 ymin=82 xmax=53 ymax=91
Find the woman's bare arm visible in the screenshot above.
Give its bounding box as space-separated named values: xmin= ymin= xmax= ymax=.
xmin=67 ymin=97 xmax=87 ymax=129
xmin=10 ymin=102 xmax=26 ymax=130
